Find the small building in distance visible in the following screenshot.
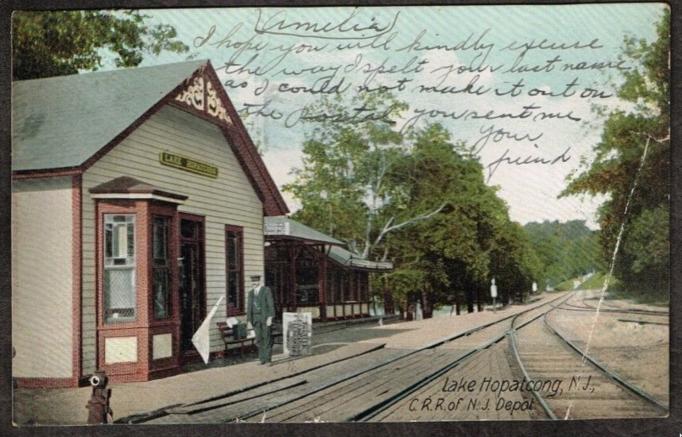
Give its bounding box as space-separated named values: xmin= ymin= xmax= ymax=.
xmin=264 ymin=216 xmax=393 ymax=321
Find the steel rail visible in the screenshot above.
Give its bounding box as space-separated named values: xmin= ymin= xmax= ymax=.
xmin=508 ymin=292 xmax=667 ymax=420
xmin=129 ymin=293 xmax=568 ymax=424
xmin=350 ymin=293 xmax=571 ymax=422
xmin=232 ymin=293 xmax=570 ymax=423
xmin=505 ymin=292 xmax=577 ymax=420
xmin=561 ymin=299 xmax=668 ymax=317
xmin=542 ymin=312 xmax=669 ymax=413
xmin=504 ymin=293 xmax=576 ymax=421
xmin=577 ymin=292 xmax=668 ymax=316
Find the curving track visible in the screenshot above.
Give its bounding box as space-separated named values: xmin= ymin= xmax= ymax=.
xmin=129 ymin=293 xmax=568 ymax=423
xmin=507 ymin=291 xmax=668 ymax=419
xmin=123 ymin=290 xmax=667 ymax=423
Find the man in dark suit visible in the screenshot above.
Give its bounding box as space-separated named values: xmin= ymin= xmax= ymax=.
xmin=246 ymin=275 xmax=275 ymax=364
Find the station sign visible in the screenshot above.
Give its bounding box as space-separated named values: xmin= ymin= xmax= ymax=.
xmin=264 ymin=221 xmax=291 ymax=236
xmin=159 ymin=151 xmax=218 ymax=178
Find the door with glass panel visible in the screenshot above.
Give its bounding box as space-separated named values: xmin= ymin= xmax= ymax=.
xmin=179 ymin=216 xmax=205 ymax=354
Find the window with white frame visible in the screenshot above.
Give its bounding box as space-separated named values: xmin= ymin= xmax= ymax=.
xmin=104 ymin=214 xmax=136 ymax=322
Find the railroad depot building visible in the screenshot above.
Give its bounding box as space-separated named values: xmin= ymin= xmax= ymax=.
xmin=12 ymin=60 xmax=392 ymax=388
xmin=11 ymin=60 xmax=292 ymax=387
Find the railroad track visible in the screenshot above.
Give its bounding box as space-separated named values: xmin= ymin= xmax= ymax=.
xmin=260 ymin=294 xmax=572 ymax=423
xmin=554 ymin=297 xmax=669 ymax=327
xmin=560 ymin=299 xmax=668 ymax=317
xmin=129 ymin=293 xmax=569 ymax=424
xmin=362 ymin=293 xmax=574 ymax=422
xmin=370 ymin=291 xmax=667 ymax=422
xmin=577 ymin=290 xmax=668 ymax=316
xmin=507 ymin=295 xmax=668 ymax=420
xmin=126 ymin=290 xmax=666 ymax=423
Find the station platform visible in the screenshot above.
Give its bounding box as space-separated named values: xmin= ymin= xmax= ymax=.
xmin=13 ymin=294 xmax=559 ymax=425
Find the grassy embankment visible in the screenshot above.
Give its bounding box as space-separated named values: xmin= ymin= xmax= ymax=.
xmin=576 ymin=272 xmax=668 ymax=306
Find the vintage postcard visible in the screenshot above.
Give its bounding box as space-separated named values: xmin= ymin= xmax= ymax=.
xmin=10 ymin=3 xmax=670 ymax=426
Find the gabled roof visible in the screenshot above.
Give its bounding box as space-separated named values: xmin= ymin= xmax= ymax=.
xmin=12 ymin=60 xmax=288 ymax=215
xmin=13 ymin=60 xmax=205 ymax=171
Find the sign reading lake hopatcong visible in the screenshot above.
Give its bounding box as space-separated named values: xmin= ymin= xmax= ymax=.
xmin=159 ymin=151 xmax=219 ymax=178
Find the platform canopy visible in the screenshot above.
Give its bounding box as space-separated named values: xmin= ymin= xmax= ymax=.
xmin=264 ymin=216 xmax=393 ymax=272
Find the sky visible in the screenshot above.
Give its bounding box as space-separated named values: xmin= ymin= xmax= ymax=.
xmin=124 ymin=3 xmax=666 ymax=228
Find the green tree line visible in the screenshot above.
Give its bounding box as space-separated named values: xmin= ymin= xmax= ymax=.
xmin=13 ymin=10 xmax=188 ymax=80
xmin=562 ymin=9 xmax=669 ymax=300
xmin=285 ymin=93 xmax=543 ymax=314
xmin=523 ymin=220 xmax=601 ymax=289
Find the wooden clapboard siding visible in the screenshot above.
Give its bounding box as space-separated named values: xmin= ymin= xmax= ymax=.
xmin=12 ymin=177 xmax=73 ymax=378
xmin=81 ymin=105 xmax=264 ymax=374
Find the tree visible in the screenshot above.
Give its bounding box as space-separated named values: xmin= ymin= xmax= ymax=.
xmin=523 ymin=220 xmax=601 ymax=288
xmin=288 ymin=95 xmax=544 ymax=315
xmin=562 ymin=10 xmax=669 ymax=298
xmin=284 ymin=92 xmax=444 ymax=261
xmin=383 ymin=124 xmax=540 ymax=313
xmin=13 ymin=10 xmax=188 ymax=80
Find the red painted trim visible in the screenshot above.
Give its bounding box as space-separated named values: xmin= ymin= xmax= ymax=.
xmin=168 ymin=100 xmax=235 ymax=134
xmin=168 ymin=93 xmax=288 ymax=215
xmin=319 ymin=249 xmax=327 ymax=320
xmin=179 ymin=213 xmax=207 ymax=354
xmin=217 ymin=126 xmax=267 ymax=206
xmin=72 ymin=175 xmax=83 ymax=382
xmin=179 ymin=212 xmax=206 ymax=223
xmin=203 ymin=62 xmax=289 ymax=215
xmin=225 ymin=224 xmax=245 ymax=316
xmin=12 ymin=77 xmax=185 ymax=182
xmin=12 ymin=167 xmax=81 ymax=179
xmin=96 ymin=201 xmax=139 ymax=332
xmin=96 ymin=201 xmax=143 ymax=380
xmin=149 ymin=204 xmax=180 ymax=326
xmin=148 ymin=205 xmax=182 ymax=374
xmin=15 ymin=377 xmax=76 ymax=389
xmin=95 ymin=199 xmax=183 ymax=382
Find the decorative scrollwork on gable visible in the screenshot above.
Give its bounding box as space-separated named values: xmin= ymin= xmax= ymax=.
xmin=175 ymin=75 xmax=204 ymax=111
xmin=173 ymin=73 xmax=233 ymax=126
xmin=206 ymin=80 xmax=232 ymax=125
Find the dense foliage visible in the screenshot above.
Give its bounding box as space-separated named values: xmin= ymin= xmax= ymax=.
xmin=285 ymin=94 xmax=543 ymax=313
xmin=523 ymin=220 xmax=601 ymax=288
xmin=562 ymin=10 xmax=669 ymax=299
xmin=13 ymin=10 xmax=188 ymax=80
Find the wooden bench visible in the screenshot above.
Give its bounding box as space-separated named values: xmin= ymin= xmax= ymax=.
xmin=216 ymin=322 xmax=255 ymax=358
